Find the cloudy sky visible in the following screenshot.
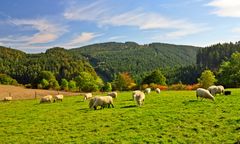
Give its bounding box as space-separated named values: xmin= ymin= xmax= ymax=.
xmin=0 ymin=0 xmax=240 ymax=53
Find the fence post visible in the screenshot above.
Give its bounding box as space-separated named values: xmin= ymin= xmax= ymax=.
xmin=35 ymin=91 xmax=37 ymax=99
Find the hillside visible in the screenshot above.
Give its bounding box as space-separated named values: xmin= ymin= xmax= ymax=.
xmin=0 ymin=46 xmax=97 ymax=86
xmin=70 ymin=42 xmax=201 ymax=81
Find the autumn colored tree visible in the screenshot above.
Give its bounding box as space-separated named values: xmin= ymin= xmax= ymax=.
xmin=112 ymin=72 xmax=136 ymax=91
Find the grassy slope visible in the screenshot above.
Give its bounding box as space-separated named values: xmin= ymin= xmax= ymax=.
xmin=0 ymin=89 xmax=240 ymax=143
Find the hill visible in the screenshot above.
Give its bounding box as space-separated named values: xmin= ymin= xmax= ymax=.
xmin=70 ymin=42 xmax=201 ymax=82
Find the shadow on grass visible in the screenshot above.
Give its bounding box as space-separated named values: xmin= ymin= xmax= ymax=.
xmin=121 ymin=105 xmax=137 ymax=109
xmin=75 ymin=100 xmax=84 ymax=103
xmin=182 ymin=99 xmax=199 ymax=105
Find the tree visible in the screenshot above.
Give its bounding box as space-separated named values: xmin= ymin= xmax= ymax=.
xmin=142 ymin=70 xmax=166 ymax=85
xmin=68 ymin=80 xmax=76 ymax=91
xmin=74 ymin=72 xmax=99 ymax=92
xmin=217 ymin=52 xmax=240 ymax=87
xmin=198 ymin=70 xmax=217 ymax=89
xmin=40 ymin=79 xmax=49 ymax=89
xmin=61 ymin=79 xmax=69 ymax=91
xmin=103 ymin=82 xmax=112 ymax=92
xmin=112 ymin=72 xmax=135 ymax=91
xmin=39 ymin=71 xmax=55 ymax=81
xmin=0 ymin=74 xmax=18 ymax=85
xmin=49 ymin=79 xmax=60 ymax=90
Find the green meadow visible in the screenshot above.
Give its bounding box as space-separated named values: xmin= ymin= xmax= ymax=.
xmin=0 ymin=89 xmax=240 ymax=143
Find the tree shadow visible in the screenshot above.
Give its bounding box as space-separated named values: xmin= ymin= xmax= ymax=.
xmin=75 ymin=100 xmax=84 ymax=103
xmin=121 ymin=105 xmax=137 ymax=109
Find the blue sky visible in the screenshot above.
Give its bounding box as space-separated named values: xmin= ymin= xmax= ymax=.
xmin=1 ymin=0 xmax=240 ymax=53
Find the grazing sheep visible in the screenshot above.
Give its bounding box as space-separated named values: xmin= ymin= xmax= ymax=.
xmin=155 ymin=88 xmax=161 ymax=94
xmin=40 ymin=95 xmax=52 ymax=103
xmin=196 ymin=88 xmax=215 ymax=101
xmin=90 ymin=96 xmax=114 ymax=110
xmin=84 ymin=93 xmax=92 ymax=101
xmin=217 ymin=85 xmax=224 ymax=94
xmin=53 ymin=94 xmax=64 ymax=102
xmin=207 ymin=85 xmax=219 ymax=96
xmin=132 ymin=90 xmax=142 ymax=100
xmin=134 ymin=91 xmax=145 ymax=106
xmin=3 ymin=96 xmax=12 ymax=101
xmin=108 ymin=92 xmax=118 ymax=98
xmin=144 ymin=88 xmax=151 ymax=94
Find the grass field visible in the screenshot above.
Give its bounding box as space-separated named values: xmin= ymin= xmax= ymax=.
xmin=0 ymin=89 xmax=240 ymax=143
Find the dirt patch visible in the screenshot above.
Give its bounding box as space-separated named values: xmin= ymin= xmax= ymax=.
xmin=0 ymin=85 xmax=83 ymax=100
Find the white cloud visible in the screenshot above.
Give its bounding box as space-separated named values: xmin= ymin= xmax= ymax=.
xmin=63 ymin=32 xmax=102 ymax=48
xmin=64 ymin=2 xmax=209 ymax=39
xmin=108 ymin=35 xmax=126 ymax=41
xmin=207 ymin=0 xmax=240 ymax=17
xmin=10 ymin=19 xmax=67 ymax=44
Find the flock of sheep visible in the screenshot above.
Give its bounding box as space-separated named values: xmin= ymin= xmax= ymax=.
xmin=196 ymin=85 xmax=225 ymax=101
xmin=2 ymin=85 xmax=228 ymax=110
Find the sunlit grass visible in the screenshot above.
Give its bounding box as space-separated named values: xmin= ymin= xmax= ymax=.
xmin=0 ymin=89 xmax=240 ymax=143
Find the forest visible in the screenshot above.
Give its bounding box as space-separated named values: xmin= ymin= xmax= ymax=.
xmin=1 ymin=41 xmax=240 ymax=91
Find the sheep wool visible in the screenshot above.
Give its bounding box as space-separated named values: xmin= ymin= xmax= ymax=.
xmin=90 ymin=96 xmax=114 ymax=110
xmin=40 ymin=95 xmax=53 ymax=103
xmin=134 ymin=91 xmax=145 ymax=106
xmin=155 ymin=88 xmax=161 ymax=94
xmin=84 ymin=93 xmax=92 ymax=101
xmin=107 ymin=92 xmax=118 ymax=98
xmin=196 ymin=88 xmax=215 ymax=101
xmin=54 ymin=94 xmax=64 ymax=102
xmin=3 ymin=96 xmax=12 ymax=101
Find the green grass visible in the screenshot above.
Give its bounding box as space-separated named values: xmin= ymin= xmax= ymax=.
xmin=0 ymin=89 xmax=240 ymax=143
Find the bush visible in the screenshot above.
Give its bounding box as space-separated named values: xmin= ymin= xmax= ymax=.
xmin=0 ymin=74 xmax=18 ymax=85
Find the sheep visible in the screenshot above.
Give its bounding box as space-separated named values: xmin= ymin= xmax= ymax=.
xmin=217 ymin=85 xmax=224 ymax=94
xmin=53 ymin=94 xmax=64 ymax=102
xmin=132 ymin=90 xmax=142 ymax=100
xmin=84 ymin=93 xmax=92 ymax=101
xmin=40 ymin=95 xmax=52 ymax=103
xmin=207 ymin=85 xmax=219 ymax=96
xmin=134 ymin=91 xmax=145 ymax=106
xmin=89 ymin=96 xmax=114 ymax=110
xmin=107 ymin=92 xmax=117 ymax=98
xmin=3 ymin=96 xmax=12 ymax=101
xmin=196 ymin=88 xmax=215 ymax=101
xmin=144 ymin=88 xmax=151 ymax=94
xmin=155 ymin=88 xmax=161 ymax=94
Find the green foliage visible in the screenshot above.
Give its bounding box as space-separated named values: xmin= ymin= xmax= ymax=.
xmin=197 ymin=41 xmax=240 ymax=71
xmin=49 ymin=79 xmax=60 ymax=90
xmin=142 ymin=70 xmax=166 ymax=85
xmin=103 ymin=82 xmax=112 ymax=92
xmin=0 ymin=46 xmax=97 ymax=87
xmin=39 ymin=79 xmax=49 ymax=89
xmin=112 ymin=72 xmax=136 ymax=91
xmin=68 ymin=80 xmax=76 ymax=91
xmin=198 ymin=70 xmax=217 ymax=89
xmin=0 ymin=90 xmax=240 ymax=143
xmin=74 ymin=72 xmax=102 ymax=92
xmin=218 ymin=52 xmax=240 ymax=87
xmin=70 ymin=42 xmax=200 ymax=82
xmin=61 ymin=79 xmax=69 ymax=91
xmin=0 ymin=74 xmax=18 ymax=85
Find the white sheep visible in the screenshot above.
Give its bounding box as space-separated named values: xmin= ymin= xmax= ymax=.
xmin=217 ymin=85 xmax=224 ymax=94
xmin=84 ymin=93 xmax=92 ymax=101
xmin=132 ymin=90 xmax=142 ymax=100
xmin=89 ymin=96 xmax=114 ymax=110
xmin=107 ymin=92 xmax=117 ymax=98
xmin=207 ymin=85 xmax=219 ymax=96
xmin=155 ymin=88 xmax=161 ymax=94
xmin=134 ymin=91 xmax=145 ymax=106
xmin=196 ymin=88 xmax=215 ymax=101
xmin=3 ymin=96 xmax=12 ymax=101
xmin=53 ymin=94 xmax=64 ymax=102
xmin=40 ymin=95 xmax=52 ymax=103
xmin=144 ymin=88 xmax=151 ymax=94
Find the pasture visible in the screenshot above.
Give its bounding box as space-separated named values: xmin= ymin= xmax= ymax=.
xmin=0 ymin=89 xmax=240 ymax=143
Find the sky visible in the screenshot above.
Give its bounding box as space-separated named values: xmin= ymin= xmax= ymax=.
xmin=1 ymin=0 xmax=240 ymax=53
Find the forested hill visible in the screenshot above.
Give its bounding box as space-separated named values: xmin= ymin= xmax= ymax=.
xmin=70 ymin=42 xmax=200 ymax=81
xmin=197 ymin=42 xmax=240 ymax=71
xmin=0 ymin=46 xmax=96 ymax=86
